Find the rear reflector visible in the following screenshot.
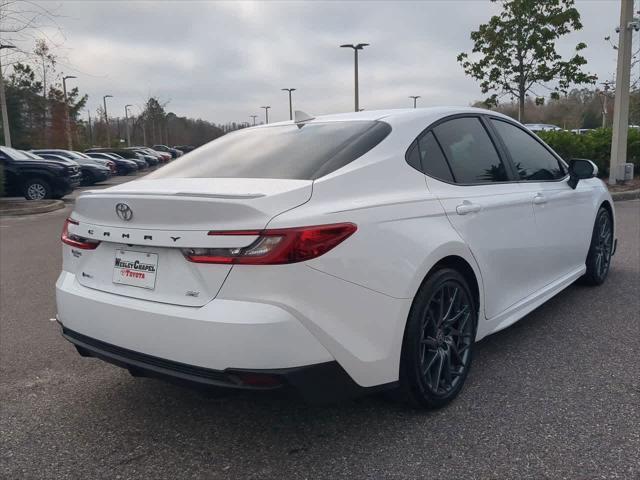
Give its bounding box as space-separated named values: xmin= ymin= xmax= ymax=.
xmin=183 ymin=223 xmax=357 ymax=265
xmin=61 ymin=218 xmax=100 ymax=250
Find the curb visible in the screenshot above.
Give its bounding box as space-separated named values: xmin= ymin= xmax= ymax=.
xmin=0 ymin=199 xmax=66 ymax=217
xmin=611 ymin=189 xmax=640 ymax=202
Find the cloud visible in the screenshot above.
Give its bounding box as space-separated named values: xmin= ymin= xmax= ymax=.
xmin=13 ymin=0 xmax=622 ymax=124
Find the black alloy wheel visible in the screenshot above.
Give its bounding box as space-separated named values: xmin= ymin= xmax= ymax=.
xmin=582 ymin=207 xmax=614 ymax=286
xmin=399 ymin=268 xmax=477 ymax=409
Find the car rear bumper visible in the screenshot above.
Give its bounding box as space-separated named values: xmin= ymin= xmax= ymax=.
xmin=56 ymin=271 xmax=335 ymax=373
xmin=60 ymin=326 xmax=382 ymax=402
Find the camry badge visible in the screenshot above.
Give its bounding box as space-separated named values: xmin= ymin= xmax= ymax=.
xmin=115 ymin=203 xmax=133 ymax=221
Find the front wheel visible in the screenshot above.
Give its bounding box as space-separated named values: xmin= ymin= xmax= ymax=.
xmin=24 ymin=178 xmax=51 ymax=200
xmin=398 ymin=268 xmax=477 ymax=409
xmin=581 ymin=207 xmax=613 ymax=286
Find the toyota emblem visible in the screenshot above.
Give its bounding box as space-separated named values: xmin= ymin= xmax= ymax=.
xmin=115 ymin=203 xmax=133 ymax=221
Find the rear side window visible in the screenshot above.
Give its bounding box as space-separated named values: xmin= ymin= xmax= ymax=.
xmin=148 ymin=121 xmax=391 ymax=180
xmin=417 ymin=132 xmax=454 ymax=182
xmin=433 ymin=117 xmax=508 ymax=184
xmin=491 ymin=119 xmax=565 ymax=181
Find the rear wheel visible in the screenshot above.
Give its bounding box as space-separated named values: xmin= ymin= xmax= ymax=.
xmin=24 ymin=178 xmax=51 ymax=200
xmin=398 ymin=268 xmax=477 ymax=409
xmin=581 ymin=207 xmax=613 ymax=286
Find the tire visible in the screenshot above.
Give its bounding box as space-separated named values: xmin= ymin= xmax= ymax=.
xmin=81 ymin=170 xmax=95 ymax=186
xmin=398 ymin=268 xmax=477 ymax=409
xmin=580 ymin=207 xmax=613 ymax=286
xmin=23 ymin=178 xmax=52 ymax=200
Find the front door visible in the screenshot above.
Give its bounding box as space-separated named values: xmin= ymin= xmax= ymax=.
xmin=489 ymin=118 xmax=594 ymax=288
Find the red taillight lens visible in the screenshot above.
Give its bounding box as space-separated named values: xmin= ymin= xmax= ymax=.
xmin=61 ymin=218 xmax=100 ymax=250
xmin=183 ymin=223 xmax=357 ymax=265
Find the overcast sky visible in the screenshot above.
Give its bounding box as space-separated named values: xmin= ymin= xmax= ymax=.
xmin=16 ymin=1 xmax=624 ymax=124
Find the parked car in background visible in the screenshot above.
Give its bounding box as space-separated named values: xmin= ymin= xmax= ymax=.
xmin=0 ymin=147 xmax=81 ymax=200
xmin=72 ymin=151 xmax=117 ymax=175
xmin=125 ymin=148 xmax=161 ymax=167
xmin=35 ymin=151 xmax=111 ymax=186
xmin=56 ymin=107 xmax=615 ymax=408
xmin=570 ymin=129 xmax=594 ymax=135
xmin=85 ymin=152 xmax=138 ymax=175
xmin=133 ymin=147 xmax=171 ymax=163
xmin=173 ymin=145 xmax=196 ymax=153
xmin=149 ymin=149 xmax=172 ymax=162
xmin=31 ymin=149 xmax=116 ymax=177
xmin=152 ymin=144 xmax=183 ymax=158
xmin=85 ymin=148 xmax=148 ymax=171
xmin=524 ymin=123 xmax=563 ymax=133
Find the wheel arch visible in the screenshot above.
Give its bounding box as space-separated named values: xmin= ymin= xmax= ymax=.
xmin=600 ymin=199 xmax=614 ymax=232
xmin=427 ymin=256 xmax=480 ymax=313
xmin=409 ymin=245 xmax=484 ymax=321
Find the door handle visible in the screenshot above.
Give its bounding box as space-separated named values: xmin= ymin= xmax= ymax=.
xmin=533 ymin=193 xmax=547 ymax=205
xmin=456 ymin=201 xmax=481 ymax=215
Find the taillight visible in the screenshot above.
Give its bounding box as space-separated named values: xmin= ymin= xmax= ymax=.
xmin=61 ymin=218 xmax=100 ymax=250
xmin=183 ymin=223 xmax=357 ymax=265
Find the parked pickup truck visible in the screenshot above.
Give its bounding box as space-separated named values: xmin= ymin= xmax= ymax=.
xmin=0 ymin=147 xmax=82 ymax=200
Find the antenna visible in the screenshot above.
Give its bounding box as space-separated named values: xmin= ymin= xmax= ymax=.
xmin=294 ymin=110 xmax=314 ymax=125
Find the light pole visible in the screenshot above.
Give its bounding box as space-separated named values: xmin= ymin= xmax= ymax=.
xmin=250 ymin=115 xmax=258 ymax=126
xmin=0 ymin=44 xmax=16 ymax=147
xmin=281 ymin=88 xmax=296 ymax=120
xmin=409 ymin=95 xmax=421 ymax=108
xmin=609 ymin=0 xmax=634 ymax=184
xmin=261 ymin=106 xmax=271 ymax=124
xmin=62 ymin=75 xmax=77 ymax=150
xmin=124 ymin=104 xmax=133 ymax=147
xmin=103 ymin=95 xmax=113 ymax=146
xmin=87 ymin=110 xmax=93 ymax=146
xmin=340 ymin=43 xmax=369 ymax=112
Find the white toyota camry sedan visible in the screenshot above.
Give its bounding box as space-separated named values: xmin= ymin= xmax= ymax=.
xmin=56 ymin=107 xmax=615 ymax=408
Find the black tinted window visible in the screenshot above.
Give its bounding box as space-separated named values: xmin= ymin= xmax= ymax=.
xmin=433 ymin=117 xmax=508 ymax=183
xmin=148 ymin=121 xmax=391 ymax=180
xmin=406 ymin=141 xmax=421 ymax=171
xmin=492 ymin=119 xmax=564 ymax=181
xmin=417 ymin=132 xmax=454 ymax=182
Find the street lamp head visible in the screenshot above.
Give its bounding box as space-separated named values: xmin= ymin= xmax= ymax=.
xmin=281 ymin=88 xmax=296 ymax=92
xmin=409 ymin=95 xmax=421 ymax=99
xmin=63 ymin=75 xmax=77 ymax=80
xmin=341 ymin=43 xmax=369 ymax=50
xmin=261 ymin=106 xmax=271 ymax=109
xmin=103 ymin=95 xmax=113 ymax=100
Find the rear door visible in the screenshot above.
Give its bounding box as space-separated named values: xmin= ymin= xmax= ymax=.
xmin=490 ymin=118 xmax=594 ymax=286
xmin=415 ymin=116 xmax=540 ymax=320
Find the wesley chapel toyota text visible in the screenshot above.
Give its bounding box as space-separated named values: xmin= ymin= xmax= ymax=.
xmin=56 ymin=107 xmax=615 ymax=408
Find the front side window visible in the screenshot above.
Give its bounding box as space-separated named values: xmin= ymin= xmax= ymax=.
xmin=432 ymin=117 xmax=508 ymax=184
xmin=148 ymin=121 xmax=391 ymax=181
xmin=491 ymin=119 xmax=565 ymax=181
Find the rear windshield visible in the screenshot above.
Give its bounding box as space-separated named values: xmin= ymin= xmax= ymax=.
xmin=147 ymin=120 xmax=391 ymax=180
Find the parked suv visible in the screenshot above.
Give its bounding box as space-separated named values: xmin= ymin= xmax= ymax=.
xmin=0 ymin=147 xmax=81 ymax=200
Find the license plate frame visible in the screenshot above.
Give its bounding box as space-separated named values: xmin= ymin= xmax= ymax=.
xmin=112 ymin=249 xmax=159 ymax=290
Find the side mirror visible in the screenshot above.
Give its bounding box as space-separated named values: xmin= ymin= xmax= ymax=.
xmin=568 ymin=158 xmax=598 ymax=189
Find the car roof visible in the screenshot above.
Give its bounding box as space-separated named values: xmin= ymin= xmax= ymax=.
xmin=254 ymin=106 xmax=513 ymax=128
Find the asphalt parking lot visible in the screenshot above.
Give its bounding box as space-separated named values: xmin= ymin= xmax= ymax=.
xmin=1 ymin=197 xmax=638 ymax=479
